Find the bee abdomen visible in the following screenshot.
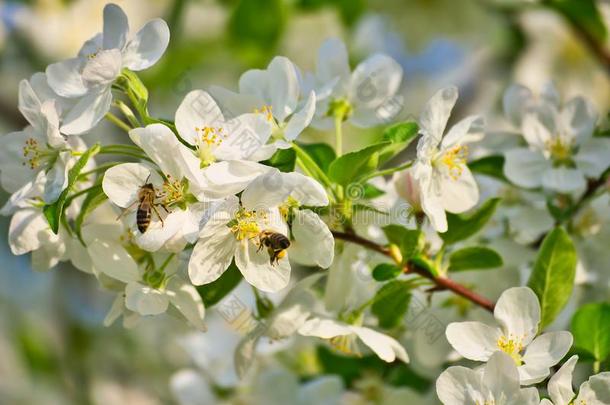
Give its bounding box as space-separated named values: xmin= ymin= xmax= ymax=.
xmin=270 ymin=233 xmax=291 ymax=249
xmin=137 ymin=208 xmax=151 ymax=233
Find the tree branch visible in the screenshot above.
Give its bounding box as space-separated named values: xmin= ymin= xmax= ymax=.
xmin=331 ymin=231 xmax=496 ymax=313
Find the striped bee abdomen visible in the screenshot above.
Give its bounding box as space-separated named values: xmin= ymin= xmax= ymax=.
xmin=137 ymin=206 xmax=152 ymax=233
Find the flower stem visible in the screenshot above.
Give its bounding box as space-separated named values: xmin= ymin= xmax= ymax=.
xmin=359 ymin=161 xmax=414 ymax=183
xmin=334 ymin=114 xmax=343 ymax=157
xmin=331 ymin=230 xmax=496 ymax=312
xmin=105 ymin=112 xmax=132 ymax=133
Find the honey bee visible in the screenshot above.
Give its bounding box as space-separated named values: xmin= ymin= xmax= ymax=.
xmin=258 ymin=230 xmax=291 ymax=265
xmin=118 ymin=177 xmax=168 ymax=233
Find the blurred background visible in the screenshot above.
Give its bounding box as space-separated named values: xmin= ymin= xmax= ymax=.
xmin=0 ymin=0 xmax=609 ymax=403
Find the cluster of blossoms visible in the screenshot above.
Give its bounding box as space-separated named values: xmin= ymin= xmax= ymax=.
xmin=2 ymin=3 xmax=610 ymax=404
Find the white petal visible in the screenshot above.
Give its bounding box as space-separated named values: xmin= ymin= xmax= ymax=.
xmin=298 ymin=317 xmax=353 ymax=338
xmin=414 ymin=163 xmax=447 ymax=232
xmin=102 ymin=3 xmax=129 ymax=50
xmin=170 ymin=369 xmax=216 ymax=405
xmin=166 ymin=276 xmax=206 ymax=331
xmin=297 ymin=376 xmax=344 ymax=405
xmin=561 ymin=96 xmax=597 ymax=144
xmin=267 ymin=56 xmax=299 ymax=121
xmin=575 ymin=137 xmax=610 ymax=178
xmin=135 ymin=208 xmax=188 ymax=252
xmin=518 ymin=363 xmax=555 ymax=386
xmin=235 ymin=239 xmax=290 ymax=292
xmin=125 ymin=282 xmax=169 ymax=316
xmin=289 ymin=209 xmax=334 ymax=268
xmin=284 ymin=91 xmax=316 ymax=141
xmin=503 ymin=148 xmax=550 ymax=189
xmin=239 ymin=68 xmax=269 ymax=102
xmin=436 ymin=366 xmax=484 ymax=405
xmin=102 ymin=162 xmax=152 ymax=208
xmin=440 ymin=166 xmax=479 ymax=214
xmin=352 ymin=326 xmax=409 ymax=363
xmin=104 ymin=294 xmax=125 ymax=327
xmin=8 ymin=209 xmax=46 ymax=255
xmin=522 ymin=331 xmax=573 ymax=369
xmin=122 ymin=19 xmax=170 ymax=71
xmin=503 ymin=84 xmax=533 ymax=127
xmin=43 ymin=151 xmax=71 ymax=203
xmin=419 ymin=86 xmax=458 ymax=146
xmin=208 ymin=85 xmax=261 ymax=119
xmin=316 ymin=38 xmax=350 ymax=84
xmin=541 ymin=167 xmax=586 ymax=194
xmin=45 ymin=58 xmax=88 ymax=98
xmin=547 ymin=355 xmax=577 ymax=405
xmin=199 ymin=160 xmax=270 ymax=199
xmin=522 ymin=113 xmax=553 ymax=150
xmin=349 ymin=54 xmax=402 ymax=111
xmin=441 ymin=115 xmax=485 ymax=149
xmin=445 ymin=322 xmax=502 ymax=361
xmin=88 ymin=238 xmax=139 ymax=283
xmin=18 ymin=79 xmax=43 ymax=129
xmin=81 ymin=49 xmax=122 ymax=87
xmin=175 ymin=90 xmax=224 ymax=145
xmin=0 ymin=129 xmax=40 ymax=193
xmin=494 ymin=287 xmax=540 ymax=346
xmin=215 ymin=113 xmax=272 ymax=161
xmin=575 ymin=372 xmax=610 ymax=404
xmin=188 ymin=227 xmax=235 ymax=286
xmin=483 ymin=352 xmax=521 ymax=398
xmin=61 ymin=89 xmax=113 ymax=135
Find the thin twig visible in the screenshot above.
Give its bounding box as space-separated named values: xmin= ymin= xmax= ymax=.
xmin=331 ymin=231 xmax=496 ymax=312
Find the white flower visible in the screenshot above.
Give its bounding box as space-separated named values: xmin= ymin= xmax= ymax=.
xmin=412 ymin=86 xmax=485 ymax=232
xmin=436 ymin=352 xmax=540 ymax=405
xmin=209 ymin=56 xmax=316 ymax=159
xmin=45 ymin=3 xmax=169 ymax=134
xmin=188 ymin=169 xmax=331 ymax=292
xmin=304 ymin=38 xmax=403 ymax=129
xmin=298 ymin=317 xmax=409 ymax=363
xmin=540 ymin=355 xmax=610 ymax=405
xmin=175 ymin=90 xmax=274 ymax=198
xmin=503 ymin=83 xmax=610 ymax=194
xmin=0 ymin=74 xmax=87 ymax=202
xmin=445 ymin=286 xmax=573 ymax=385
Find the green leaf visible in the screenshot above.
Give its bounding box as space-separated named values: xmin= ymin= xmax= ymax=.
xmin=362 ymin=183 xmax=385 ymax=199
xmin=299 ymin=142 xmax=336 ymax=173
xmin=372 ymin=263 xmax=403 ymax=281
xmin=371 ymin=280 xmax=411 ymax=329
xmin=382 ymin=224 xmax=408 ymax=245
xmin=440 ymin=198 xmax=501 ymax=244
xmin=229 ymin=0 xmax=286 ymax=49
xmin=409 ymin=255 xmax=438 ymax=277
xmin=328 ymin=142 xmax=390 ymax=186
xmin=74 ymin=185 xmax=107 ymax=245
xmin=401 ymin=229 xmax=424 ymax=260
xmin=379 ymin=121 xmax=419 ymax=164
xmin=549 ymin=0 xmax=607 ymax=43
xmin=527 ymin=227 xmax=577 ymax=329
xmin=43 ymin=144 xmax=101 ymax=234
xmin=571 ymin=302 xmax=610 ymax=362
xmin=196 ymin=261 xmax=243 ymax=307
xmin=448 ymin=246 xmax=503 ymax=272
xmin=262 ymin=148 xmax=296 ymax=172
xmin=468 ymin=155 xmax=507 ymax=182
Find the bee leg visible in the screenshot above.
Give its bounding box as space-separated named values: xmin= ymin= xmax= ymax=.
xmin=160 ymin=203 xmax=170 ymax=214
xmin=116 ymin=200 xmax=139 ymax=221
xmin=152 ymin=204 xmax=165 ymax=227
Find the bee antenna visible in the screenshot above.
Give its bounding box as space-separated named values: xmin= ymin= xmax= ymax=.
xmin=145 ymin=173 xmax=151 ymax=184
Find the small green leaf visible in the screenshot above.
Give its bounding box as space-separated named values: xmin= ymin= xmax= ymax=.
xmin=372 ymin=263 xmax=403 ymax=281
xmin=371 ymin=280 xmax=411 ymax=329
xmin=362 ymin=183 xmax=385 ymax=199
xmin=379 ymin=121 xmax=419 ymax=164
xmin=571 ymin=302 xmax=610 ymax=363
xmin=262 ymin=148 xmax=296 ymax=172
xmin=299 ymin=142 xmax=336 ymax=173
xmin=468 ymin=155 xmax=507 ymax=182
xmin=527 ymin=227 xmax=577 ymax=329
xmin=74 ymin=185 xmax=107 ymax=245
xmin=441 ymin=198 xmax=501 ymax=244
xmin=382 ymin=224 xmax=408 ymax=246
xmin=196 ymin=261 xmax=243 ymax=307
xmin=448 ymin=246 xmax=503 ymax=272
xmin=328 ymin=142 xmax=390 ymax=186
xmin=43 ymin=144 xmax=101 ymax=234
xmin=401 ymin=229 xmax=424 ymax=260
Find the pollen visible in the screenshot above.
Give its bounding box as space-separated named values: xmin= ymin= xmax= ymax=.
xmin=22 ymin=138 xmax=44 ymax=170
xmin=279 ymin=196 xmax=300 ymax=220
xmin=497 ymin=334 xmax=524 ymax=365
xmin=546 ymin=137 xmax=573 ymax=163
xmin=440 ymin=145 xmax=468 ymax=180
xmin=162 ymin=175 xmax=186 ymax=206
xmin=194 ymin=126 xmax=225 ymax=168
xmin=329 ymin=335 xmax=361 ymax=357
xmin=254 ymin=105 xmax=274 ymax=122
xmin=230 ymin=209 xmax=264 ymax=241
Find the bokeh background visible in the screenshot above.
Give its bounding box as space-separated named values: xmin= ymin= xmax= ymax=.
xmin=0 ymin=0 xmax=609 ymax=403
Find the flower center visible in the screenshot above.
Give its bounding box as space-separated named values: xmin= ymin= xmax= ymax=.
xmin=497 ymin=335 xmax=524 ymax=365
xmin=22 ymin=138 xmax=54 ymax=170
xmin=329 ymin=335 xmax=361 ymax=357
xmin=254 ymin=105 xmax=274 ymax=123
xmin=439 ymin=145 xmax=468 ymax=180
xmin=546 ymin=137 xmax=573 ymax=165
xmin=162 ymin=175 xmax=187 ymax=206
xmin=194 ymin=126 xmax=225 ymax=168
xmin=228 ymin=209 xmax=266 ymax=241
xmin=279 ymin=196 xmax=300 ymax=221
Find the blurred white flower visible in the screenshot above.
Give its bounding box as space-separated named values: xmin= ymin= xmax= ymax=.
xmin=412 ymin=86 xmax=485 ymax=232
xmin=502 ymin=83 xmax=610 ymax=194
xmin=446 ymin=287 xmax=572 ymax=384
xmin=436 ymin=351 xmax=540 ymax=405
xmin=540 ymin=355 xmax=610 ymax=405
xmin=45 ymin=3 xmax=169 ymax=134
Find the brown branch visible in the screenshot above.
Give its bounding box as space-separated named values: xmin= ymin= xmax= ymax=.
xmin=331 ymin=231 xmax=496 ymax=313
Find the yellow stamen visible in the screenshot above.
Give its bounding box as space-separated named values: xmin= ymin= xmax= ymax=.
xmin=230 ymin=209 xmax=266 ymax=241
xmin=278 ymin=196 xmax=300 ymax=220
xmin=329 ymin=335 xmax=361 ymax=357
xmin=440 ymin=145 xmax=468 ymax=180
xmin=194 ymin=126 xmax=226 ymax=168
xmin=546 ymin=137 xmax=573 ymax=163
xmin=162 ymin=175 xmax=186 ymax=206
xmin=254 ymin=105 xmax=274 ymax=122
xmin=497 ymin=334 xmax=524 ymax=365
